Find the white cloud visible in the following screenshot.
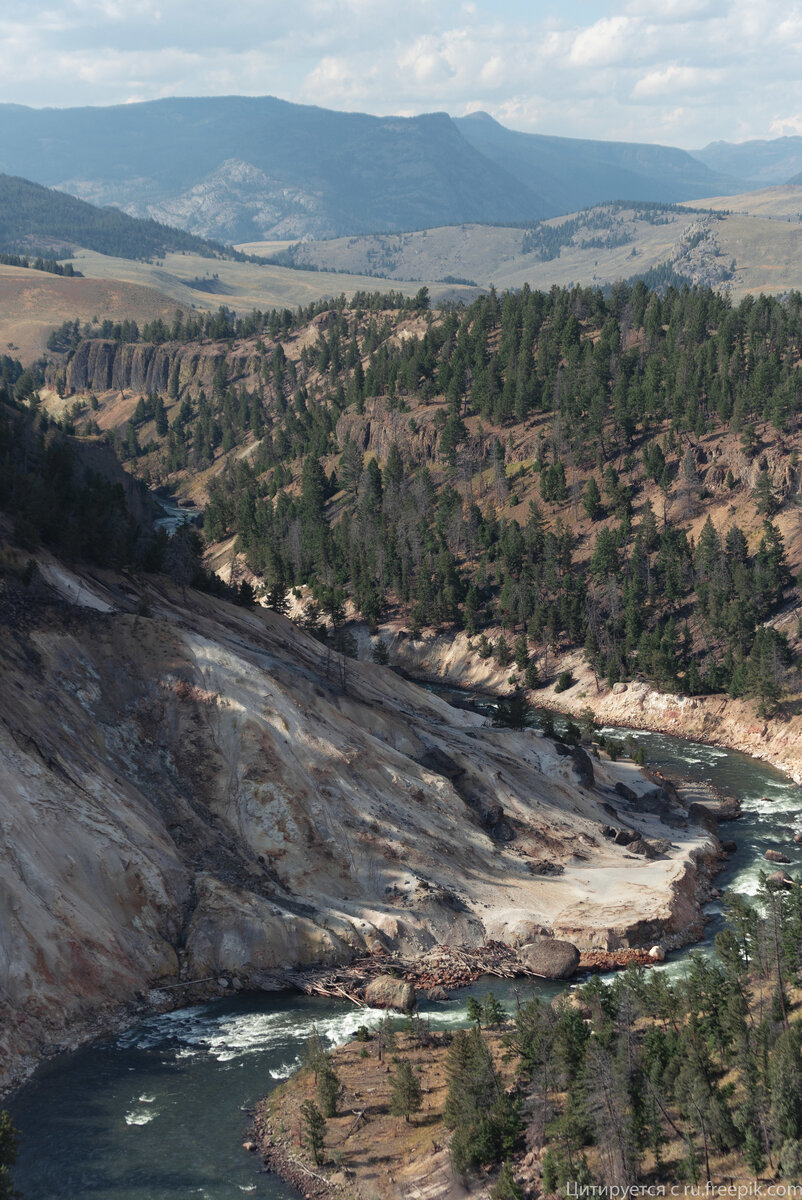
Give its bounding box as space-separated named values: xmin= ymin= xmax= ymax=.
xmin=625 ymin=0 xmax=726 ymax=21
xmin=633 ymin=65 xmax=724 ymax=101
xmin=0 ymin=0 xmax=800 ymax=149
xmin=568 ymin=15 xmax=637 ymax=67
xmin=769 ymin=113 xmax=802 ymax=138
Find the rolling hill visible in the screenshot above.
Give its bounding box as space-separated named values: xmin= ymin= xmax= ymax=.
xmin=252 ymin=191 xmax=802 ymax=300
xmin=0 ymin=96 xmax=749 ymax=243
xmin=0 ymin=171 xmax=479 ymax=360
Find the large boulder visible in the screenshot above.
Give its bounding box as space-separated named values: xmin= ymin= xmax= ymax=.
xmin=519 ymin=937 xmax=580 ymax=980
xmin=364 ymin=975 xmax=416 ymax=1012
xmin=765 ymin=849 xmax=792 ymax=864
xmin=425 ymin=986 xmax=450 ymax=1002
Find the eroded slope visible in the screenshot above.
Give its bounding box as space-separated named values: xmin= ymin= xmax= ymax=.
xmin=0 ymin=561 xmax=716 ymax=1092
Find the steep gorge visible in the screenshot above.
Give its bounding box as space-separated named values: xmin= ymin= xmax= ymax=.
xmin=0 ymin=552 xmax=717 ymax=1097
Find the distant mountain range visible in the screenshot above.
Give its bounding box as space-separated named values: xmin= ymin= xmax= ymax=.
xmin=693 ymin=137 xmax=802 ymax=187
xmin=454 ymin=113 xmax=741 ymax=214
xmin=0 ymin=96 xmax=756 ymax=244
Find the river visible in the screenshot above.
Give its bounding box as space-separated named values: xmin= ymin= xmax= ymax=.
xmin=8 ymin=723 xmax=801 ymax=1200
xmin=153 ymin=494 xmax=201 ymax=536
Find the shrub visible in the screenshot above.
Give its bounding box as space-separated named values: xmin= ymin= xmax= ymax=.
xmin=554 ymin=670 xmax=574 ymax=693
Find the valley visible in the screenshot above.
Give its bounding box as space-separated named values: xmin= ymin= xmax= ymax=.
xmin=252 ymin=189 xmax=802 ymax=300
xmin=5 ymin=136 xmax=802 ymax=1198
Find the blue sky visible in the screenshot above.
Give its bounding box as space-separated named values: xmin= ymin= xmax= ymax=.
xmin=0 ymin=0 xmax=799 ymax=147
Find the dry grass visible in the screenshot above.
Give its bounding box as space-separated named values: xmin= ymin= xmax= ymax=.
xmin=68 ymin=248 xmax=474 ymax=317
xmin=236 ymin=191 xmax=802 ymax=300
xmin=0 ymin=264 xmax=182 ymax=362
xmin=262 ymin=1029 xmax=512 ymax=1200
xmin=682 ymin=185 xmax=802 ymax=220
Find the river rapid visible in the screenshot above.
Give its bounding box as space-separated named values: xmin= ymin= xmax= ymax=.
xmin=8 ymin=723 xmax=802 ymax=1200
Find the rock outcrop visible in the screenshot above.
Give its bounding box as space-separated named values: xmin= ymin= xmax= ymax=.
xmin=55 ymin=338 xmax=263 ymax=398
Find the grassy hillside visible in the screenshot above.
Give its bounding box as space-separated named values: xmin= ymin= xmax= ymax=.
xmin=68 ymin=248 xmax=473 ymax=314
xmin=0 ymin=263 xmax=185 ymax=362
xmin=1 ymin=243 xmax=476 ymax=362
xmin=683 ymin=185 xmax=802 ymax=219
xmin=258 ymin=192 xmax=802 ymax=300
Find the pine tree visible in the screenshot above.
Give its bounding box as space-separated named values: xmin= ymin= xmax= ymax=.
xmin=316 ymin=1055 xmax=340 ymax=1118
xmin=491 ymin=1160 xmax=523 ymax=1200
xmin=389 ymin=1059 xmax=423 ymax=1122
xmin=753 ymin=468 xmax=778 ymax=516
xmin=0 ymin=1110 xmax=19 ymax=1200
xmin=582 ymin=476 xmax=602 ymax=521
xmin=300 ymin=1099 xmax=326 ymax=1166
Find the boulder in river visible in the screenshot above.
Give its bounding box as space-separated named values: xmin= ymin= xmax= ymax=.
xmin=364 ymin=975 xmax=416 ymax=1012
xmin=648 ymin=945 xmax=665 ymax=962
xmin=795 ymin=833 xmax=802 ymax=845
xmin=765 ymin=849 xmax=792 ymax=864
xmin=768 ymin=870 xmax=793 ymax=888
xmin=519 ymin=936 xmax=580 ymax=979
xmin=425 ymin=986 xmax=450 ymax=1002
xmin=721 ymin=839 xmax=737 ymax=853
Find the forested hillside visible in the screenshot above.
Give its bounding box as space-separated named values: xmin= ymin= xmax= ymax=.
xmin=0 ymin=173 xmax=240 ymax=261
xmin=49 ymin=282 xmax=802 ymax=711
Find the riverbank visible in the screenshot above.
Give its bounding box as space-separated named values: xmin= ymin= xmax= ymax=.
xmin=254 ymin=965 xmax=802 ymax=1200
xmin=253 ymin=1028 xmax=514 ymax=1200
xmin=3 ymin=565 xmax=728 ymax=1099
xmin=378 ymin=624 xmax=802 ymax=786
xmin=9 ymin=729 xmax=799 ymax=1200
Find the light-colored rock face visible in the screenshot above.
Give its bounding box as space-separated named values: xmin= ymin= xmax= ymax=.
xmin=378 ymin=622 xmax=802 ymax=788
xmin=0 ymin=559 xmax=716 ymax=1093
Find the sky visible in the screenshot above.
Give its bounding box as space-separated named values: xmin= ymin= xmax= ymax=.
xmin=1 ymin=0 xmax=800 ymax=148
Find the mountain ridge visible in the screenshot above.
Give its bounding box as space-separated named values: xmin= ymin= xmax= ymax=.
xmin=0 ymin=95 xmax=752 ymax=244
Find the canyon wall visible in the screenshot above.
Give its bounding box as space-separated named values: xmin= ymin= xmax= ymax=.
xmin=0 ymin=558 xmax=716 ymax=1095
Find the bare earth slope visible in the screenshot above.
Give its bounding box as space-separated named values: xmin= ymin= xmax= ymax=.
xmin=0 ymin=557 xmax=716 ymax=1094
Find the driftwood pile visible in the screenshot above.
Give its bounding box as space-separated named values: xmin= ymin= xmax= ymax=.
xmin=578 ymin=948 xmax=657 ymax=972
xmin=294 ymin=941 xmax=540 ymax=1004
xmin=292 ymin=940 xmax=659 ymax=1004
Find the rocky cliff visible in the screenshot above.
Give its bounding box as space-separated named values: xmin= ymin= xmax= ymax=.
xmin=55 ymin=338 xmax=263 ymax=398
xmin=0 ymin=554 xmax=717 ymax=1095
